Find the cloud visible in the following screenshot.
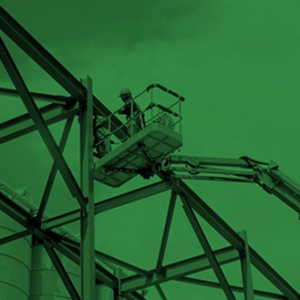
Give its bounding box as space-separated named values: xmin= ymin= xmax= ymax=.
xmin=1 ymin=0 xmax=201 ymax=48
xmin=0 ymin=0 xmax=204 ymax=92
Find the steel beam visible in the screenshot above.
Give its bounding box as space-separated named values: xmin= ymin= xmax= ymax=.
xmin=95 ymin=250 xmax=149 ymax=277
xmin=155 ymin=285 xmax=167 ymax=300
xmin=0 ymin=191 xmax=33 ymax=229
xmin=61 ymin=235 xmax=148 ymax=277
xmin=36 ymin=116 xmax=74 ymax=223
xmin=60 ymin=242 xmax=146 ymax=300
xmin=0 ymin=4 xmax=83 ymax=101
xmin=156 ymin=191 xmax=177 ymax=273
xmin=239 ymin=230 xmax=254 ymax=300
xmin=121 ymin=246 xmax=239 ymax=292
xmin=42 ymin=181 xmax=170 ymax=230
xmin=177 ymin=278 xmax=287 ymax=300
xmin=0 ymin=229 xmax=30 ymax=246
xmin=80 ymin=76 xmax=96 ymax=300
xmin=0 ymin=190 xmax=145 ymax=300
xmin=93 ymin=181 xmax=170 ymax=215
xmin=48 ymin=239 xmax=115 ymax=289
xmin=0 ymin=6 xmax=128 ymax=141
xmin=0 ymin=87 xmax=75 ymax=105
xmin=124 ymin=292 xmax=147 ymax=300
xmin=0 ymin=184 xmax=241 ymax=300
xmin=0 ymin=36 xmax=86 ymax=208
xmin=43 ymin=241 xmax=80 ymax=300
xmin=181 ymin=195 xmax=236 ymax=300
xmin=0 ymin=102 xmax=78 ymax=145
xmin=167 ymin=177 xmax=245 ymax=251
xmin=164 ymin=175 xmax=300 ymax=300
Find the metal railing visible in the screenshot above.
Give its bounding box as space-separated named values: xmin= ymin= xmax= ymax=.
xmin=94 ymin=84 xmax=185 ymax=155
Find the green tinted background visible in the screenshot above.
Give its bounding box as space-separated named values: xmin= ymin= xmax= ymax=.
xmin=0 ymin=0 xmax=300 ymax=299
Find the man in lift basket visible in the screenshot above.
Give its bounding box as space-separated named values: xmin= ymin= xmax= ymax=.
xmin=117 ymin=88 xmax=145 ymax=136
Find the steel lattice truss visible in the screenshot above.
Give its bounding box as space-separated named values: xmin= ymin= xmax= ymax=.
xmin=0 ymin=6 xmax=300 ymax=300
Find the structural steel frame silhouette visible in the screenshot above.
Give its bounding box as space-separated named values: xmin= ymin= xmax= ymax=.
xmin=0 ymin=6 xmax=299 ymax=300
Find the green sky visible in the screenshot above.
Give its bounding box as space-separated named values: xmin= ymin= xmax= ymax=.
xmin=1 ymin=1 xmax=300 ymax=299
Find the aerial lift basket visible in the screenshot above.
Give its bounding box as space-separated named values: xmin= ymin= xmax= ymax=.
xmin=94 ymin=123 xmax=182 ymax=187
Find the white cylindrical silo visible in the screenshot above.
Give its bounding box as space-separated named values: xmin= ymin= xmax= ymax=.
xmin=30 ymin=244 xmax=80 ymax=300
xmin=0 ymin=213 xmax=31 ymax=300
xmin=96 ymin=283 xmax=114 ymax=300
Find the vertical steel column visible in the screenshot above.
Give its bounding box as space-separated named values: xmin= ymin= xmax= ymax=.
xmin=80 ymin=76 xmax=96 ymax=300
xmin=239 ymin=230 xmax=254 ymax=300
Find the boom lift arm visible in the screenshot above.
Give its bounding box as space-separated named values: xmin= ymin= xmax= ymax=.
xmin=161 ymin=155 xmax=300 ymax=214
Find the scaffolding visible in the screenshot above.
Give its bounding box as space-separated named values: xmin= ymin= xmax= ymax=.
xmin=0 ymin=5 xmax=300 ymax=300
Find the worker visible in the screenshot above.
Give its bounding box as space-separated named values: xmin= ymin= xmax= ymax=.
xmin=117 ymin=88 xmax=145 ymax=136
xmin=93 ymin=116 xmax=111 ymax=159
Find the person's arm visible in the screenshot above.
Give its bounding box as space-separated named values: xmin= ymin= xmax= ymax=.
xmin=118 ymin=100 xmax=139 ymax=116
xmin=118 ymin=106 xmax=126 ymax=114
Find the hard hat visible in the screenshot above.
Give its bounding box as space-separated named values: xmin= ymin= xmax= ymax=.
xmin=119 ymin=88 xmax=132 ymax=97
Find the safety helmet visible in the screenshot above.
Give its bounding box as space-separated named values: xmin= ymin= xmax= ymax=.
xmin=119 ymin=88 xmax=132 ymax=97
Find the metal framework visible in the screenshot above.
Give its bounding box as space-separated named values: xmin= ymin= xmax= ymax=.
xmin=0 ymin=5 xmax=300 ymax=300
